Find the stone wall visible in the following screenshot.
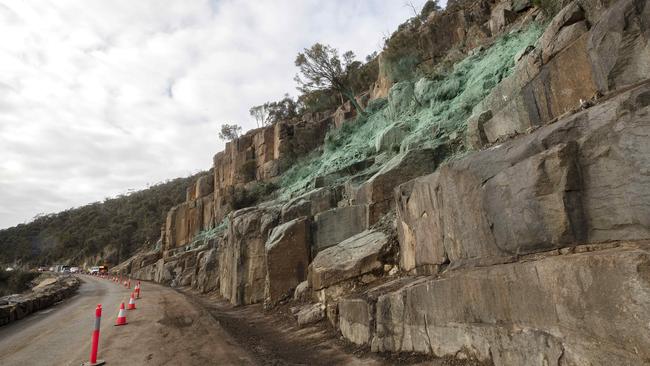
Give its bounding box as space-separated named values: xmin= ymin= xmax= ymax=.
xmin=0 ymin=276 xmax=80 ymax=327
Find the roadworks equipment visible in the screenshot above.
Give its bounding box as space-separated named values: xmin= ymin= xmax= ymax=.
xmin=82 ymin=304 xmax=106 ymax=366
xmin=115 ymin=302 xmax=128 ymax=326
xmin=127 ymin=292 xmax=136 ymax=310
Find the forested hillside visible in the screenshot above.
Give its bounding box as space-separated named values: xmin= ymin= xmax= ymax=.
xmin=0 ymin=173 xmax=204 ymax=267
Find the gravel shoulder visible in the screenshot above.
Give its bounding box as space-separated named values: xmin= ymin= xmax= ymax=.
xmin=181 ymin=289 xmax=488 ymax=366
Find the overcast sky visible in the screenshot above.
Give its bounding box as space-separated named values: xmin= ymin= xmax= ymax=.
xmin=0 ymin=0 xmax=445 ymax=229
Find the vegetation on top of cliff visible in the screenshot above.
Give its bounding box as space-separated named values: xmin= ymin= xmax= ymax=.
xmin=249 ymin=94 xmax=301 ymax=128
xmin=218 ymin=124 xmax=243 ymax=141
xmin=380 ymin=0 xmax=442 ymax=83
xmin=295 ymin=43 xmax=369 ymax=116
xmin=279 ymin=23 xmax=544 ymax=198
xmin=0 ymin=173 xmax=204 ymax=266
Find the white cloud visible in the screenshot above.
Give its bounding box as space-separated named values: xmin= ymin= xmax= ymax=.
xmin=0 ymin=0 xmax=445 ymax=229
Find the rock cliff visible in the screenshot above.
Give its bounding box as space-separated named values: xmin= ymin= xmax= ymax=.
xmin=119 ymin=1 xmax=650 ymax=364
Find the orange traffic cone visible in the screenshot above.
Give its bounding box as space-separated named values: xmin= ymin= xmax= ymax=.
xmin=115 ymin=303 xmax=127 ymax=326
xmin=128 ymin=279 xmax=131 ymax=289
xmin=135 ymin=283 xmax=140 ymax=299
xmin=127 ymin=293 xmax=136 ymax=310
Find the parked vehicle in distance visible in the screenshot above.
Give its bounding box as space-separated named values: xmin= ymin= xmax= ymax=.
xmin=70 ymin=267 xmax=80 ymax=273
xmin=88 ymin=265 xmax=108 ymax=275
xmin=61 ymin=266 xmax=71 ymax=274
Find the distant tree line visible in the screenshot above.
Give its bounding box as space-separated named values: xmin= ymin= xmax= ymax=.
xmin=0 ymin=173 xmax=204 ymax=267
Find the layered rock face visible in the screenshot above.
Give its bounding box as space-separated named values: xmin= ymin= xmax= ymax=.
xmin=265 ymin=217 xmax=311 ymax=305
xmin=400 ymin=83 xmax=650 ymax=273
xmin=468 ymin=0 xmax=650 ymax=148
xmin=121 ymin=1 xmax=650 ymax=364
xmin=164 ymin=172 xmax=215 ymax=256
xmin=212 ymin=118 xmax=331 ymax=223
xmin=333 ymin=2 xmax=650 ymax=364
xmin=218 ymin=207 xmax=279 ymax=305
xmin=163 ymin=115 xmax=332 ymax=258
xmin=367 ymin=242 xmax=650 ymax=364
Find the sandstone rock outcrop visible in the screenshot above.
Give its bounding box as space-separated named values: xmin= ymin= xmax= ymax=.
xmin=398 ymin=82 xmax=650 ymax=273
xmin=280 ymin=187 xmax=341 ymax=223
xmin=354 ymin=147 xmax=443 ymax=225
xmin=265 ymin=217 xmax=311 ymax=305
xmin=312 ymin=205 xmax=369 ymax=253
xmin=192 ymin=248 xmax=220 ymax=294
xmin=309 ymin=230 xmax=392 ymax=292
xmin=212 ymin=118 xmax=331 ymax=223
xmin=219 ymin=207 xmax=280 ymax=306
xmin=468 ymin=0 xmax=650 ymax=148
xmin=368 ymin=243 xmax=650 ymax=365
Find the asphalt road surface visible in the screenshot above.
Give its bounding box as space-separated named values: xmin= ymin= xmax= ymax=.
xmin=0 ymin=275 xmax=255 ymax=366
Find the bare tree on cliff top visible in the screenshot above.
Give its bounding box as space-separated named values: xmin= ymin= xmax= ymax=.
xmin=294 ymin=43 xmax=366 ymax=116
xmin=218 ymin=123 xmax=242 ymax=141
xmin=249 ymin=104 xmax=270 ymax=128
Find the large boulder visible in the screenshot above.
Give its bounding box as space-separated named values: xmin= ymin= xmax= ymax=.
xmin=397 ymin=82 xmax=650 ymax=273
xmin=280 ymin=187 xmax=342 ymax=223
xmin=488 ymin=2 xmax=517 ymax=34
xmin=132 ymin=257 xmax=163 ymax=282
xmin=312 ymin=205 xmax=369 ymax=253
xmin=339 ymin=298 xmax=374 ymax=345
xmin=354 ymin=148 xmax=442 ymax=225
xmin=219 ymin=207 xmax=280 ymax=306
xmin=308 ymin=230 xmax=390 ymax=291
xmin=295 ymin=303 xmax=326 ymax=327
xmin=538 ymin=1 xmax=586 ymax=63
xmin=192 ymin=248 xmax=220 ymax=294
xmin=265 ymin=217 xmax=311 ymax=305
xmin=159 ymin=249 xmax=203 ymax=287
xmin=587 ymin=0 xmax=650 ymax=93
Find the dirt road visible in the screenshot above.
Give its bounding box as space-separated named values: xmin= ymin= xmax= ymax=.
xmin=0 ymin=275 xmax=255 ymax=366
xmin=0 ymin=276 xmax=484 ymax=366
